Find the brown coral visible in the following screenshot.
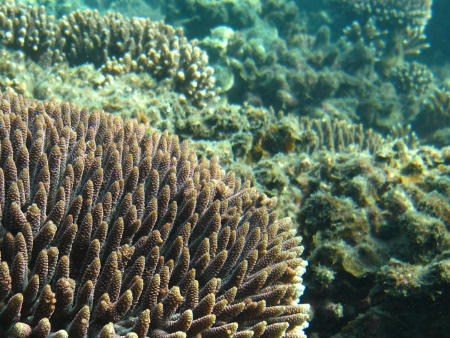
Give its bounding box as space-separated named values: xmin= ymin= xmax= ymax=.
xmin=0 ymin=1 xmax=216 ymax=107
xmin=0 ymin=90 xmax=308 ymax=337
xmin=294 ymin=137 xmax=450 ymax=336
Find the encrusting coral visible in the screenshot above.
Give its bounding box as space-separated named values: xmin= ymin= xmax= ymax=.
xmin=0 ymin=0 xmax=217 ymax=107
xmin=0 ymin=90 xmax=309 ymax=337
xmin=294 ymin=136 xmax=450 ymax=336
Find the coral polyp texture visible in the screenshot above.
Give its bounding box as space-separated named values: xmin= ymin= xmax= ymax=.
xmin=0 ymin=91 xmax=309 ymax=337
xmin=0 ymin=1 xmax=217 ymax=107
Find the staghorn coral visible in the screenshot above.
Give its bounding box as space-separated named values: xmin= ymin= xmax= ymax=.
xmin=0 ymin=1 xmax=216 ymax=107
xmin=249 ymin=115 xmax=401 ymax=166
xmin=0 ymin=90 xmax=309 ymax=337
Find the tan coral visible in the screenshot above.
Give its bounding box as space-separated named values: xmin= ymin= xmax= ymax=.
xmin=0 ymin=90 xmax=309 ymax=337
xmin=0 ymin=1 xmax=217 ymax=107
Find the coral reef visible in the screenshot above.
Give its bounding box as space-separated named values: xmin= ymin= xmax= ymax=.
xmin=0 ymin=46 xmax=268 ymax=167
xmin=1 ymin=1 xmax=450 ymax=337
xmin=335 ymin=0 xmax=432 ymax=62
xmin=1 ymin=0 xmax=445 ymax=139
xmin=336 ymin=0 xmax=432 ymax=31
xmin=193 ymin=0 xmax=440 ymax=140
xmin=163 ymin=0 xmax=260 ymax=39
xmin=0 ymin=45 xmax=412 ymax=230
xmin=414 ymin=84 xmax=450 ymax=145
xmin=0 ymin=91 xmax=309 ymax=337
xmin=389 ymin=61 xmax=434 ymax=98
xmin=0 ymin=1 xmax=216 ymax=106
xmin=293 ymin=138 xmax=450 ymax=336
xmin=201 ymin=18 xmax=410 ymax=132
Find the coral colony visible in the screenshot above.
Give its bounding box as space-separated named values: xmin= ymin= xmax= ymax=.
xmin=0 ymin=2 xmax=217 ymax=107
xmin=0 ymin=91 xmax=308 ymax=337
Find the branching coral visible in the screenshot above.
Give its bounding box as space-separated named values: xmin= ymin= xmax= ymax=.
xmin=338 ymin=0 xmax=432 ymax=31
xmin=0 ymin=1 xmax=217 ymax=107
xmin=414 ymin=84 xmax=450 ymax=140
xmin=390 ymin=61 xmax=434 ymax=97
xmin=0 ymin=90 xmax=309 ymax=337
xmin=336 ymin=0 xmax=432 ymax=62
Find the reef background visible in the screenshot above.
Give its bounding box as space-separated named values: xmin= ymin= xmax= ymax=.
xmin=1 ymin=0 xmax=450 ymax=337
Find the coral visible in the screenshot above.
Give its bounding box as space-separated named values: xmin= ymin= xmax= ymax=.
xmin=189 ymin=0 xmax=438 ymax=140
xmin=296 ymin=117 xmax=388 ymax=154
xmin=384 ymin=60 xmax=432 ymax=116
xmin=0 ymin=46 xmax=265 ymax=169
xmin=0 ymin=90 xmax=309 ymax=337
xmin=235 ymin=114 xmax=420 ymax=232
xmin=260 ymin=0 xmax=301 ymax=39
xmin=335 ymin=0 xmax=432 ymax=62
xmin=251 ymin=115 xmax=391 ymax=163
xmin=414 ymin=84 xmax=450 ymax=142
xmin=0 ymin=44 xmax=423 ymax=231
xmin=253 ymin=158 xmax=290 ymax=197
xmin=337 ymin=0 xmax=432 ymax=31
xmin=292 ymin=138 xmax=450 ymax=336
xmin=164 ymin=0 xmax=260 ymax=38
xmin=0 ymin=1 xmax=216 ymax=106
xmin=342 ymin=18 xmax=387 ymax=59
xmin=206 ymin=18 xmax=413 ymax=132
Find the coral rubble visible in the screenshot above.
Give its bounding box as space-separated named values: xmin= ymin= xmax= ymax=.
xmin=0 ymin=91 xmax=309 ymax=337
